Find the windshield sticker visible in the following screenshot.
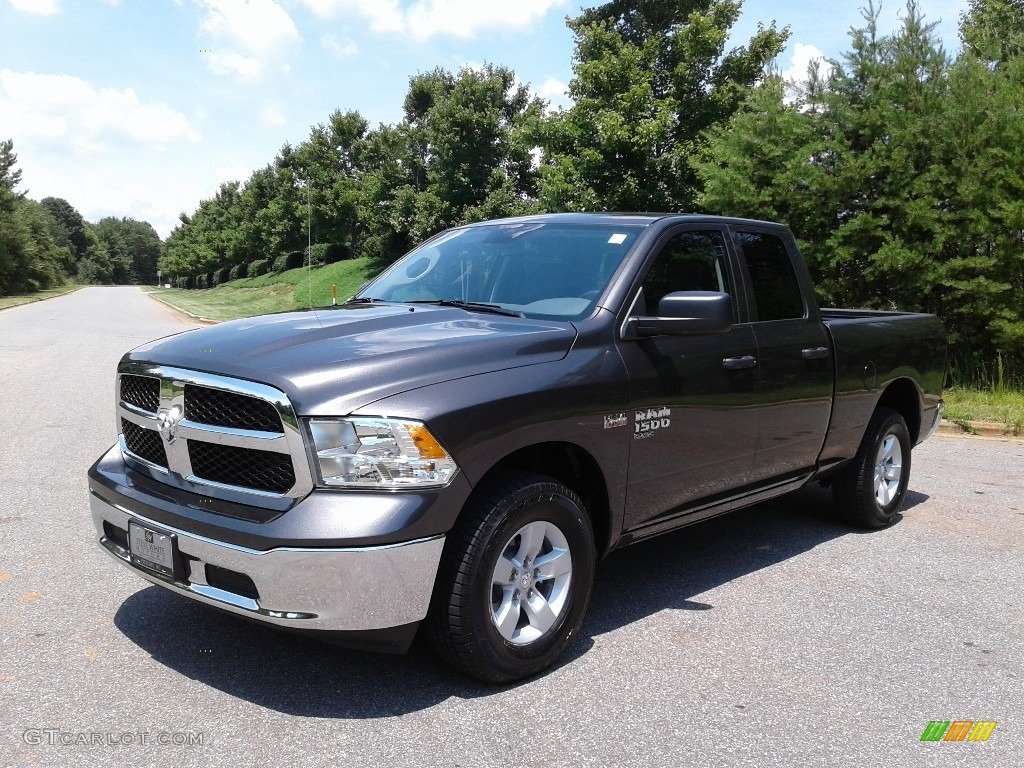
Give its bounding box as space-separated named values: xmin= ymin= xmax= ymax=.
xmin=608 ymin=233 xmax=628 ymax=245
xmin=604 ymin=413 xmax=627 ymax=429
xmin=634 ymin=407 xmax=671 ymax=440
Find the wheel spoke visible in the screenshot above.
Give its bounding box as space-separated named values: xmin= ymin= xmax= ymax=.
xmin=493 ymin=590 xmax=521 ymax=641
xmin=522 ymin=593 xmax=557 ymax=635
xmin=880 ymin=436 xmax=896 ymax=463
xmin=534 ymin=547 xmax=572 ymax=580
xmin=494 ymin=554 xmax=519 ymax=584
xmin=517 ymin=521 xmax=546 ymax=562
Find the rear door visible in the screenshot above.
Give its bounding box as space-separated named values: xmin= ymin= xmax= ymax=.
xmin=730 ymin=227 xmax=833 ymax=483
xmin=618 ymin=226 xmax=760 ymax=530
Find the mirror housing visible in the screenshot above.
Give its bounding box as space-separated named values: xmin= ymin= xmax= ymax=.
xmin=626 ymin=291 xmax=733 ymax=338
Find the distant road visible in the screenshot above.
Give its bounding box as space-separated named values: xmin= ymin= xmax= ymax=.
xmin=1 ymin=286 xmax=1022 ymax=768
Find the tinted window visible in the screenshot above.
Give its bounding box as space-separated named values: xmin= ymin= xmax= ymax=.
xmin=640 ymin=230 xmax=737 ymax=320
xmin=735 ymin=231 xmax=804 ymax=321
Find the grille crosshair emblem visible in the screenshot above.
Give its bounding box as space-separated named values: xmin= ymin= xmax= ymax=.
xmin=156 ymin=406 xmax=183 ymax=443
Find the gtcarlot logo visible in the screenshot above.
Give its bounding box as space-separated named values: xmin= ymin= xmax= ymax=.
xmin=920 ymin=720 xmax=997 ymax=742
xmin=23 ymin=729 xmax=205 ymax=747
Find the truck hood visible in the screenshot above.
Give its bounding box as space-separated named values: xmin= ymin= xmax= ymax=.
xmin=126 ymin=304 xmax=577 ymax=415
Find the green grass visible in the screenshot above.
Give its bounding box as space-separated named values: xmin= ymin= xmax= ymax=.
xmin=0 ymin=284 xmax=79 ymax=310
xmin=944 ymin=386 xmax=1024 ymax=434
xmin=144 ymin=259 xmax=375 ymax=322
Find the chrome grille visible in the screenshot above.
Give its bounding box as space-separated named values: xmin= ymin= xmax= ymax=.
xmin=185 ymin=384 xmax=283 ymax=433
xmin=121 ymin=419 xmax=167 ymax=468
xmin=189 ymin=442 xmax=296 ymax=494
xmin=116 ymin=363 xmax=313 ymax=504
xmin=120 ymin=374 xmax=160 ymax=413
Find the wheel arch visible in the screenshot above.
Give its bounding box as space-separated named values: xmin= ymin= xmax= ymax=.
xmin=875 ymin=377 xmax=923 ymax=443
xmin=468 ymin=441 xmax=614 ymax=557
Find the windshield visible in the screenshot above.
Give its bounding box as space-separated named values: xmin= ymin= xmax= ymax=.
xmin=357 ymin=221 xmax=644 ymax=320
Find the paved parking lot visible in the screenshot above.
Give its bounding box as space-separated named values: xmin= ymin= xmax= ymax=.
xmin=1 ymin=287 xmax=1021 ymax=767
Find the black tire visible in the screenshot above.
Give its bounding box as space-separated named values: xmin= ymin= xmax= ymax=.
xmin=833 ymin=407 xmax=912 ymax=528
xmin=426 ymin=472 xmax=596 ymax=683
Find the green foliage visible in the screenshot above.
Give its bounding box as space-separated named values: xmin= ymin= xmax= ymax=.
xmin=274 ymin=251 xmax=304 ymax=272
xmin=537 ymin=0 xmax=788 ymax=212
xmin=248 ymin=258 xmax=271 ymax=277
xmin=0 ymin=143 xmax=76 ymax=294
xmin=960 ymin=0 xmax=1024 ymax=62
xmin=39 ymin=196 xmax=89 ymax=270
xmin=698 ymin=0 xmax=1024 ymax=380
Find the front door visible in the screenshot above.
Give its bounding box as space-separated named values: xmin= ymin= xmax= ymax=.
xmin=618 ymin=227 xmax=760 ymax=531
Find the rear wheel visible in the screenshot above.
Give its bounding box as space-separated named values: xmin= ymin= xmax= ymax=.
xmin=426 ymin=472 xmax=595 ymax=683
xmin=833 ymin=408 xmax=912 ymax=528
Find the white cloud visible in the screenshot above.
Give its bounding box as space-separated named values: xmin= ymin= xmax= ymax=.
xmin=781 ymin=43 xmax=834 ymax=85
xmin=295 ymin=0 xmax=566 ymax=41
xmin=0 ymin=70 xmax=205 ymax=236
xmin=196 ymin=0 xmax=300 ymax=81
xmin=0 ymin=70 xmax=201 ymax=148
xmin=320 ymin=33 xmax=358 ymax=59
xmin=260 ymin=104 xmax=287 ymax=125
xmin=8 ymin=0 xmax=59 ymax=14
xmin=537 ymin=77 xmax=569 ymax=111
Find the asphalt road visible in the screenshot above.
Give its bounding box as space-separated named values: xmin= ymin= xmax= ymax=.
xmin=1 ymin=287 xmax=1021 ymax=768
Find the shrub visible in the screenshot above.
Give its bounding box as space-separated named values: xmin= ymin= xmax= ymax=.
xmin=229 ymin=263 xmax=248 ymax=281
xmin=214 ymin=267 xmax=231 ymax=286
xmin=309 ymin=243 xmax=351 ymax=265
xmin=273 ymin=250 xmax=305 ymax=272
xmin=248 ymin=258 xmax=270 ymax=277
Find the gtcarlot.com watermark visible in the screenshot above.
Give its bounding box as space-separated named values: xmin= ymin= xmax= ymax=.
xmin=23 ymin=729 xmax=205 ymax=747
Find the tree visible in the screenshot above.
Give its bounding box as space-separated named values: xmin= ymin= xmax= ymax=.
xmin=359 ymin=66 xmax=542 ymax=267
xmin=960 ymin=0 xmax=1024 ymax=62
xmin=1 ymin=139 xmax=24 ymax=212
xmin=538 ymin=0 xmax=788 ymax=213
xmin=93 ymin=217 xmax=162 ymax=284
xmin=40 ymin=196 xmax=89 ymax=271
xmin=76 ymin=225 xmax=114 ymax=284
xmin=698 ymin=0 xmax=1024 ymax=379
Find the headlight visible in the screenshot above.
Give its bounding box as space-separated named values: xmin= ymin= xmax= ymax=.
xmin=307 ymin=417 xmax=458 ymax=489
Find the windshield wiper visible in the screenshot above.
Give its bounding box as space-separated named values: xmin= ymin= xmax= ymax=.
xmin=408 ymin=300 xmax=524 ymax=318
xmin=345 ymin=296 xmax=385 ymax=305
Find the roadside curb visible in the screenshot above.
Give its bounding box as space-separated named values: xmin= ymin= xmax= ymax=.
xmin=142 ymin=290 xmax=218 ymax=326
xmin=936 ymin=419 xmax=1022 ymax=441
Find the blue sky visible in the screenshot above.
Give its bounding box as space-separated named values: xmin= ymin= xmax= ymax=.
xmin=0 ymin=0 xmax=968 ymax=238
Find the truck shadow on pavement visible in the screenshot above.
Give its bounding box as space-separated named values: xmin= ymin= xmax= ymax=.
xmin=113 ymin=483 xmax=928 ymax=718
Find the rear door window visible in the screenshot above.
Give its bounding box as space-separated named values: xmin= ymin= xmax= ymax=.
xmin=734 ymin=231 xmax=804 ymax=321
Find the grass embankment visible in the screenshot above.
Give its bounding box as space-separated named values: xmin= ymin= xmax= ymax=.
xmin=144 ymin=258 xmax=374 ymax=322
xmin=944 ymin=387 xmax=1024 ymax=435
xmin=0 ymin=284 xmax=79 ymax=310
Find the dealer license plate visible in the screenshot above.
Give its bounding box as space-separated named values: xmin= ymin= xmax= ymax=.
xmin=128 ymin=521 xmax=177 ymax=578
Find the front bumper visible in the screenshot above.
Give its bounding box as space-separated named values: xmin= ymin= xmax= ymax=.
xmin=90 ymin=488 xmax=445 ymax=640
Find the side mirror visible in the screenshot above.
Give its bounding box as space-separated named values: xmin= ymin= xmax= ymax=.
xmin=627 ymin=291 xmax=733 ymax=337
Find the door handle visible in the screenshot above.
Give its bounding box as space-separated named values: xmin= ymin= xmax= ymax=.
xmin=722 ymin=356 xmax=758 ymax=371
xmin=802 ymin=346 xmax=831 ymax=360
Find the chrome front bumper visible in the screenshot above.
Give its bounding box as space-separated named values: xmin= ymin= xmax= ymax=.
xmin=90 ymin=491 xmax=445 ymax=632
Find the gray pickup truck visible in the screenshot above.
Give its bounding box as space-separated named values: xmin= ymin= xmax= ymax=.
xmin=88 ymin=214 xmax=946 ymax=682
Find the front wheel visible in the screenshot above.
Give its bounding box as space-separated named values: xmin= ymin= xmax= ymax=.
xmin=833 ymin=407 xmax=912 ymax=528
xmin=426 ymin=472 xmax=595 ymax=683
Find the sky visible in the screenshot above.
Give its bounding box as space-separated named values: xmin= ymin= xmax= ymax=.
xmin=0 ymin=0 xmax=970 ymax=239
